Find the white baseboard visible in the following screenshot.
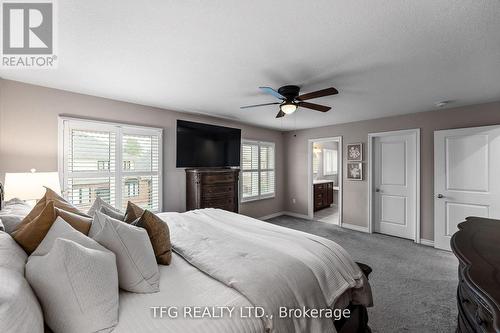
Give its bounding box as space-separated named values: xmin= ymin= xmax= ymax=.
xmin=259 ymin=211 xmax=312 ymax=220
xmin=341 ymin=223 xmax=370 ymax=233
xmin=259 ymin=211 xmax=285 ymax=220
xmin=419 ymin=238 xmax=434 ymax=247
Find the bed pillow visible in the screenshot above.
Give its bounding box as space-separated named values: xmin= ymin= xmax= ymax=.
xmin=133 ymin=210 xmax=172 ymax=265
xmin=0 ymin=198 xmax=33 ymax=234
xmin=124 ymin=201 xmax=144 ymax=223
xmin=31 ymin=217 xmax=105 ymax=257
xmin=88 ymin=196 xmax=123 ymax=218
xmin=16 ymin=187 xmax=87 ymax=232
xmin=0 ymin=231 xmax=44 ymax=333
xmin=90 ymin=211 xmax=159 ymax=293
xmin=12 ymin=201 xmax=57 ymax=254
xmin=99 ymin=205 xmax=125 ymax=221
xmin=55 ymin=208 xmax=92 ymax=235
xmin=13 ymin=202 xmax=94 ymax=254
xmin=26 ymin=238 xmax=118 ymax=333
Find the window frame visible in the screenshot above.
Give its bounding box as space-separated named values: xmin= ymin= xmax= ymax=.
xmin=240 ymin=139 xmax=276 ymax=203
xmin=58 ymin=116 xmax=163 ymax=212
xmin=323 ymin=148 xmax=338 ymax=176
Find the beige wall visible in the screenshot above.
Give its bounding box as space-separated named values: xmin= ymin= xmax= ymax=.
xmin=284 ymin=101 xmax=500 ymax=241
xmin=0 ymin=79 xmax=285 ymax=218
xmin=3 ymin=78 xmax=500 ymax=240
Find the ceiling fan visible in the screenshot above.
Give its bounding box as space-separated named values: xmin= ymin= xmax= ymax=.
xmin=240 ymin=85 xmax=339 ymax=118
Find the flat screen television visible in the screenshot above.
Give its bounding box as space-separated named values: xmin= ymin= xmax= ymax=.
xmin=176 ymin=120 xmax=241 ymax=168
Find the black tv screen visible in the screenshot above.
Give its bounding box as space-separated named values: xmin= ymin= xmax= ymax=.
xmin=176 ymin=120 xmax=241 ymax=168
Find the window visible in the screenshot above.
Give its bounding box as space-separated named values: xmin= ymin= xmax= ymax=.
xmin=123 ymin=160 xmax=134 ymax=170
xmin=59 ymin=117 xmax=162 ymax=212
xmin=126 ymin=179 xmax=140 ymax=197
xmin=323 ymin=148 xmax=338 ymax=175
xmin=97 ymin=161 xmax=110 ymax=170
xmin=241 ymin=140 xmax=275 ymax=202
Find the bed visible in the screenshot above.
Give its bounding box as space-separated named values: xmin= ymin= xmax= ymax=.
xmin=0 ymin=191 xmax=372 ymax=333
xmin=116 ymin=208 xmax=373 ymax=333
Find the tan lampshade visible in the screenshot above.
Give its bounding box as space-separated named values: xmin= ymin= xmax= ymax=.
xmin=4 ymin=172 xmax=61 ymax=201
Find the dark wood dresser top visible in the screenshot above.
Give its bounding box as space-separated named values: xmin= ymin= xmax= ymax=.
xmin=451 ymin=217 xmax=500 ymax=332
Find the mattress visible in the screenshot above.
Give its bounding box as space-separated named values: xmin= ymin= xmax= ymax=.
xmin=114 ymin=252 xmax=264 ymax=333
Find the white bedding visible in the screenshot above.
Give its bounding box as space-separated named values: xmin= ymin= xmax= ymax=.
xmin=115 ymin=252 xmax=264 ymax=333
xmin=157 ymin=209 xmax=372 ymax=333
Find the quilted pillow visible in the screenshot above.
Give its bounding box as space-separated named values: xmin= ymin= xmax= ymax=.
xmin=0 ymin=231 xmax=43 ymax=333
xmin=90 ymin=211 xmax=160 ymax=293
xmin=26 ymin=236 xmax=119 ymax=333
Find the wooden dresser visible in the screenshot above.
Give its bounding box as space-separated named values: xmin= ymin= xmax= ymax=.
xmin=185 ymin=168 xmax=240 ymax=213
xmin=451 ymin=217 xmax=500 ymax=333
xmin=313 ymin=181 xmax=334 ymax=211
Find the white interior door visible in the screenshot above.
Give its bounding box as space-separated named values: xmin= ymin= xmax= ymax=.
xmin=373 ymin=130 xmax=418 ymax=240
xmin=434 ymin=125 xmax=500 ymax=250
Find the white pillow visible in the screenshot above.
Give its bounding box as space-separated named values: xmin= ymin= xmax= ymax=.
xmin=0 ymin=199 xmax=33 ymax=233
xmin=26 ymin=238 xmax=119 ymax=333
xmin=0 ymin=231 xmax=44 ymax=333
xmin=31 ymin=217 xmax=107 ymax=257
xmin=90 ymin=211 xmax=160 ymax=293
xmin=87 ymin=196 xmax=122 ymax=218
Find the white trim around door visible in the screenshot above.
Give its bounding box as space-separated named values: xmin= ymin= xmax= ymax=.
xmin=368 ymin=129 xmax=421 ymax=243
xmin=307 ymin=136 xmax=343 ymax=226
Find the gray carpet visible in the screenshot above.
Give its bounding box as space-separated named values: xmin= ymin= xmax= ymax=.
xmin=266 ymin=215 xmax=458 ymax=333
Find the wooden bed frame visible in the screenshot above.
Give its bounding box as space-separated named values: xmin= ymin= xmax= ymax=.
xmin=334 ymin=262 xmax=372 ymax=333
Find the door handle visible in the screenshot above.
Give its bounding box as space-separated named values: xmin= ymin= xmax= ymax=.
xmin=375 ymin=188 xmax=380 ymax=193
xmin=437 ymin=194 xmax=444 ymax=199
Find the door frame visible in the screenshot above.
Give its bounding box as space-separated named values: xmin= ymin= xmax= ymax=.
xmin=307 ymin=136 xmax=343 ymax=225
xmin=367 ymin=129 xmax=421 ymax=243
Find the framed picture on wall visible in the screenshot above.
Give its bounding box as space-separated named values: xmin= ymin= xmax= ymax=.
xmin=347 ymin=162 xmax=363 ymax=180
xmin=347 ymin=143 xmax=363 ymax=161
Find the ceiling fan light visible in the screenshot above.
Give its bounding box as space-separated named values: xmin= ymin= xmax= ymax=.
xmin=280 ymin=102 xmax=297 ymax=114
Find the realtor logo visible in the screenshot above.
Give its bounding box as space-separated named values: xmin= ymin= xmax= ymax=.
xmin=1 ymin=1 xmax=57 ymax=68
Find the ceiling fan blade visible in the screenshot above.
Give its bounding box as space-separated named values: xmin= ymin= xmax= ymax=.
xmin=275 ymin=110 xmax=286 ymax=118
xmin=240 ymin=102 xmax=281 ymax=109
xmin=297 ymin=87 xmax=338 ymax=101
xmin=259 ymin=86 xmax=285 ymax=100
xmin=298 ymin=102 xmax=331 ymax=112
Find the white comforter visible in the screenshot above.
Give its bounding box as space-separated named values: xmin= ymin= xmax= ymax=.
xmin=159 ymin=209 xmax=371 ymax=333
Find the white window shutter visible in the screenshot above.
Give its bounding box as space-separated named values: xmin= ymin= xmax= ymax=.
xmin=60 ymin=118 xmax=162 ymax=212
xmin=241 ymin=140 xmax=275 ymax=202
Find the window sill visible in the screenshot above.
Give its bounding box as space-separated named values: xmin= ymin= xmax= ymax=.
xmin=241 ymin=194 xmax=275 ymax=204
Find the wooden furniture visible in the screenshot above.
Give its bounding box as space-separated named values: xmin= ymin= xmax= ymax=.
xmin=313 ymin=181 xmax=334 ymax=211
xmin=185 ymin=168 xmax=240 ymax=213
xmin=451 ymin=217 xmax=500 ymax=333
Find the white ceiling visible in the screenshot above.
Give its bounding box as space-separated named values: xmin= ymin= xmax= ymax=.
xmin=2 ymin=0 xmax=500 ymax=130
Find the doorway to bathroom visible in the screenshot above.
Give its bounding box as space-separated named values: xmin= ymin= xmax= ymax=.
xmin=307 ymin=136 xmax=342 ymax=225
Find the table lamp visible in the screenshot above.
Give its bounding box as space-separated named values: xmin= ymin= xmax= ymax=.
xmin=4 ymin=170 xmax=61 ymax=203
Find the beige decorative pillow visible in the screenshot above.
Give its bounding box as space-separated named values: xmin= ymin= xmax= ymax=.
xmin=133 ymin=210 xmax=172 ymax=265
xmin=12 ymin=201 xmax=57 ymax=254
xmin=12 ymin=201 xmax=92 ymax=254
xmin=15 ymin=187 xmax=88 ymax=232
xmin=124 ymin=201 xmax=144 ymax=223
xmin=55 ymin=208 xmax=92 ymax=235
